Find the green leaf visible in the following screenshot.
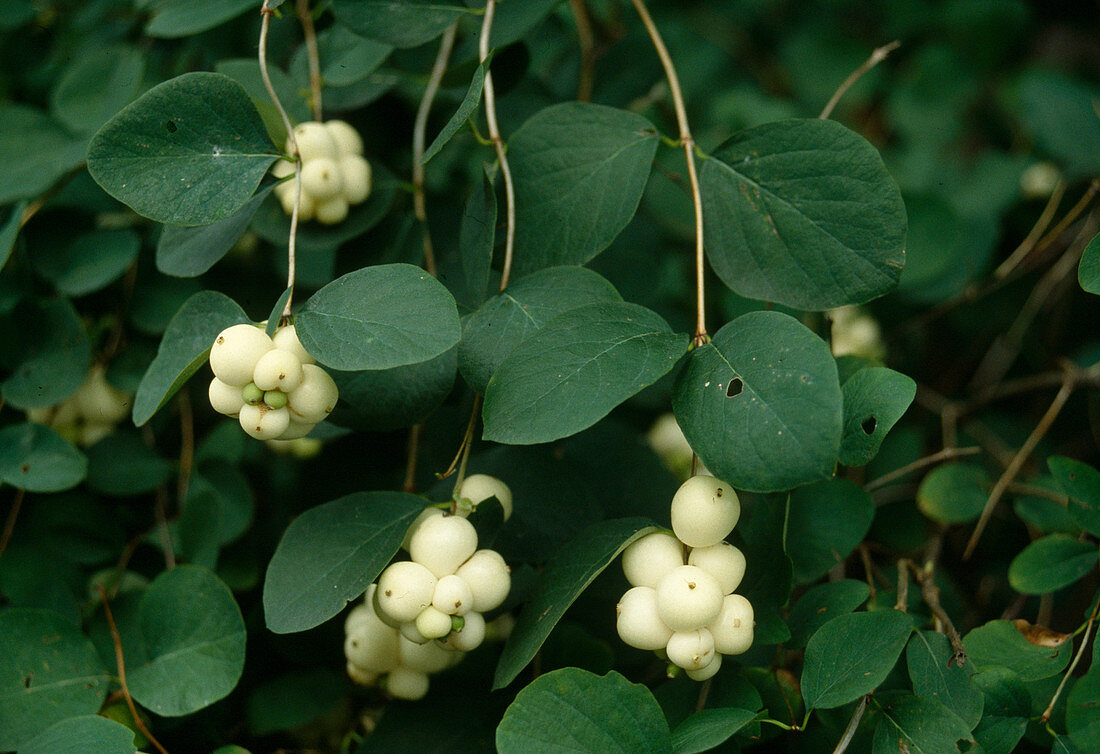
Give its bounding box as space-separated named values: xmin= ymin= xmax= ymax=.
xmin=291 ymin=25 xmax=392 ymax=88
xmin=33 ymin=229 xmax=140 ymax=296
xmin=132 ymin=290 xmax=248 ymax=426
xmin=1080 ymin=234 xmax=1100 ymax=295
xmin=801 ymin=609 xmax=913 ymax=710
xmin=423 ymin=63 xmax=486 ymax=165
xmin=85 ymin=430 xmax=173 ymax=496
xmin=1008 ymin=535 xmax=1097 ymax=594
xmin=0 ymin=104 xmax=88 ymax=205
xmin=971 ymin=667 xmax=1030 ymax=754
xmin=0 ymin=609 xmax=110 ymax=750
xmin=0 ymin=423 xmax=87 ymax=493
xmin=496 ymin=668 xmax=672 ymax=753
xmin=331 ymin=0 xmax=470 ymax=48
xmin=1 ymin=297 xmax=91 ymax=410
xmin=509 ymin=103 xmax=660 ymax=276
xmin=740 ymin=495 xmax=793 ymax=645
xmin=872 ymin=695 xmax=975 ymax=754
xmin=787 ymin=479 xmax=874 ymax=582
xmin=329 ymin=348 xmax=456 ymax=432
xmin=700 ymin=118 xmax=906 ymax=309
xmin=144 ymin=0 xmax=256 ymax=38
xmin=1066 ymin=661 xmax=1100 ymax=751
xmin=1049 ymin=456 xmax=1100 ymax=536
xmin=1015 ymin=70 xmax=1100 ymax=179
xmin=906 ymin=631 xmax=985 ymax=729
xmin=157 ymin=186 xmax=273 ymax=278
xmin=963 ymin=620 xmax=1073 ymax=681
xmin=87 ymin=72 xmax=278 ymax=226
xmin=247 ymin=669 xmax=344 ymax=736
xmin=263 ymin=492 xmax=425 ymax=634
xmin=20 ymin=715 xmax=136 ymax=754
xmin=214 ymin=58 xmax=310 ymax=133
xmin=670 ymin=708 xmax=758 ymax=754
xmin=482 ymin=302 xmax=688 ymax=444
xmin=50 ymin=44 xmax=145 ymax=135
xmin=672 ymin=311 xmax=843 ymax=492
xmin=0 ymin=201 xmax=27 ymax=271
xmin=449 ymin=167 xmax=496 ymax=312
xmin=785 ymin=579 xmax=870 ymax=649
xmin=460 ymin=267 xmax=622 ymax=393
xmin=494 ymin=518 xmax=655 ymax=689
xmin=839 ymin=367 xmax=916 ymax=467
xmin=295 ymin=263 xmax=461 ymax=371
xmin=917 ymin=463 xmax=990 ymax=524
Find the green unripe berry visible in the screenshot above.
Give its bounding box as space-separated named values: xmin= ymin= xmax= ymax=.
xmin=242 ymin=383 xmax=264 ymax=405
xmin=264 ymin=390 xmax=288 ymax=410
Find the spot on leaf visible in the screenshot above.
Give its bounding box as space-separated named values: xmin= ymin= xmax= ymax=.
xmin=166 ymin=121 xmax=177 ymax=133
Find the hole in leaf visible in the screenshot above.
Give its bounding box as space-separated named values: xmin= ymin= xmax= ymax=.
xmin=22 ymin=674 xmax=32 ymax=688
xmin=20 ymin=463 xmax=29 ymax=473
xmin=166 ymin=121 xmax=177 ymax=133
xmin=726 ymin=378 xmax=743 ymax=398
xmin=861 ymin=416 xmax=877 ymax=434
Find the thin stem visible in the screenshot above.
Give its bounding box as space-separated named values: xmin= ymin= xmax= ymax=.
xmin=831 ymin=694 xmax=869 ymax=754
xmin=964 ymin=373 xmax=1076 ymax=560
xmin=629 ymin=0 xmax=707 ymax=344
xmin=858 ymin=544 xmax=877 ymax=601
xmin=403 ymin=423 xmax=423 ymax=493
xmin=695 ymin=677 xmax=712 ymax=710
xmin=864 ymin=446 xmax=982 ymax=492
xmin=176 ymin=390 xmax=194 ymax=504
xmin=260 ymin=0 xmax=302 ymax=318
xmin=907 ymin=558 xmax=967 ymax=666
xmin=1041 ymin=596 xmax=1100 ymax=723
xmin=895 ymin=560 xmax=909 ymax=612
xmin=97 ymin=585 xmax=170 ymax=754
xmin=568 ymin=0 xmax=596 ymax=101
xmin=295 ymin=0 xmax=323 ymax=121
xmin=820 ymin=41 xmax=899 ymax=120
xmin=0 ymin=488 xmax=26 ymax=561
xmin=992 ymin=180 xmax=1065 ymax=280
xmin=479 ymin=1 xmax=517 ymax=292
xmin=412 ymin=22 xmax=458 ymax=277
xmin=440 ymin=394 xmax=483 ymax=483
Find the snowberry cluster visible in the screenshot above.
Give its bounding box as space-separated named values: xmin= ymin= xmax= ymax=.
xmin=344 ymin=476 xmax=514 ymax=699
xmin=207 ymin=323 xmax=338 ymax=440
xmin=272 ymin=120 xmax=371 ymax=225
xmin=26 ymin=364 xmax=132 ymax=446
xmin=616 ymin=475 xmax=754 ymax=681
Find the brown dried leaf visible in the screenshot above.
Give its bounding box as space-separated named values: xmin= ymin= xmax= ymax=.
xmin=1013 ymin=618 xmax=1072 ymax=648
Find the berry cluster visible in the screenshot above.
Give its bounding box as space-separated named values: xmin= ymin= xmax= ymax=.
xmin=26 ymin=364 xmax=132 ymax=446
xmin=273 ymin=120 xmax=371 ymax=225
xmin=344 ymin=476 xmax=514 ymax=700
xmin=616 ymin=475 xmax=754 ymax=681
xmin=208 ymin=323 xmax=338 ymax=440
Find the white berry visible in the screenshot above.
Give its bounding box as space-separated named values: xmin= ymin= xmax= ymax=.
xmin=238 ymin=404 xmax=290 ymax=440
xmin=276 ymin=418 xmax=316 ymax=440
xmin=345 ymin=662 xmax=378 ymax=686
xmin=397 ymin=634 xmax=453 ymax=674
xmin=252 ymin=349 xmax=304 ymax=393
xmin=622 ymin=531 xmax=684 ymax=588
xmin=287 ymin=364 xmax=339 ymax=423
xmin=209 ymin=324 xmax=273 ymax=387
xmin=344 ymin=624 xmax=400 ymax=674
xmin=340 ymin=154 xmax=372 ymax=204
xmin=272 ymin=159 xmax=295 ymax=179
xmin=409 ymin=514 xmax=479 ymax=578
xmin=709 ymin=594 xmax=754 ymax=656
xmin=325 ymin=119 xmax=363 ymax=155
xmin=314 ymin=196 xmax=349 ymax=225
xmin=444 ymin=610 xmax=486 ymax=652
xmin=385 ymin=667 xmax=429 ymax=701
xmin=272 ymin=325 xmax=316 ymax=365
xmin=455 ymin=549 xmax=511 ymax=612
xmin=665 ymin=628 xmax=716 ymax=671
xmin=278 ymin=185 xmax=316 ymax=221
xmin=208 ymin=378 xmax=244 ymax=417
xmin=616 ymin=586 xmax=673 ymax=651
xmin=376 ymin=561 xmax=437 ymax=623
xmin=655 ymin=565 xmax=724 ymax=632
xmin=670 ymin=475 xmax=740 ymax=548
xmin=300 ymin=157 xmax=343 ymax=200
xmin=415 ymin=606 xmax=453 ymax=640
xmin=289 ymin=121 xmax=338 ymax=162
xmin=687 ymin=542 xmax=747 ymax=595
xmin=399 ymin=620 xmax=428 ymax=645
xmin=457 ymin=474 xmax=513 ymax=521
xmin=402 ymin=507 xmax=445 ymax=551
xmin=685 ymin=652 xmax=722 ymax=681
xmin=433 ymin=574 xmax=474 ymax=616
xmin=74 ymin=365 xmax=130 ymax=423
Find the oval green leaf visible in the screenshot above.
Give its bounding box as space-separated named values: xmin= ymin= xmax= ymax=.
xmin=1 ymin=297 xmax=91 ymax=410
xmin=1079 ymin=233 xmax=1100 ymax=295
xmin=157 ymin=185 xmax=273 ymax=278
xmin=963 ymin=619 xmax=1073 ymax=681
xmin=839 ymin=366 xmax=916 ymax=467
xmin=700 ymin=118 xmax=906 ymax=310
xmin=1008 ymin=534 xmax=1097 ymax=595
xmin=787 ymin=479 xmax=874 ymax=582
xmin=87 ymin=72 xmax=278 ymax=225
xmin=672 ymin=310 xmax=842 ymax=492
xmin=0 ymin=104 xmax=88 ymax=206
xmin=1049 ymin=456 xmax=1100 ymax=537
xmin=423 ymin=63 xmax=486 ymax=165
xmin=144 ymin=0 xmax=256 ymax=39
xmin=50 ymin=44 xmax=145 ymax=135
xmin=482 ymin=302 xmax=688 ymax=445
xmin=20 ymin=714 xmax=136 ymax=754
xmin=872 ymin=695 xmax=975 ymax=754
xmin=671 ymin=708 xmax=758 ymax=754
xmin=263 ymin=492 xmax=426 ymax=634
xmin=329 ymin=348 xmax=457 ymax=432
xmin=0 ymin=423 xmax=87 ymax=493
xmin=917 ymin=463 xmax=990 ymax=524
xmin=786 ymin=579 xmax=870 ymax=649
xmin=33 ymin=229 xmax=140 ymax=297
xmin=331 ymin=0 xmax=470 ymax=48
xmin=906 ymin=631 xmax=985 ymax=729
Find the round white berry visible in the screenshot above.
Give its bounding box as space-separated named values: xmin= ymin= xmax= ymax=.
xmin=277 ymin=183 xmax=316 ymax=221
xmin=340 ymin=154 xmax=372 ymax=204
xmin=344 ymin=623 xmax=400 ymax=674
xmin=287 ymin=364 xmax=339 ymax=423
xmin=444 ymin=610 xmax=485 ymax=652
xmin=687 ymin=542 xmax=747 ymax=595
xmin=314 ymin=196 xmax=349 ymax=225
xmin=272 ymin=158 xmax=295 ymax=179
xmin=385 ymin=667 xmax=429 ymax=701
xmin=655 ymin=565 xmax=724 ymax=632
xmin=209 ymin=324 xmax=274 ymax=387
xmin=670 ymin=475 xmax=740 ymax=548
xmin=399 ymin=620 xmax=428 ymax=645
xmin=456 ymin=474 xmax=513 ymax=521
xmin=346 ymin=662 xmax=378 ymax=686
xmin=252 ymin=349 xmax=304 ymax=393
xmin=397 ymin=634 xmax=453 ymax=674
xmin=455 ymin=549 xmax=510 ymax=612
xmin=708 ymin=594 xmax=754 ymax=656
xmin=432 ymin=574 xmax=474 ymax=616
xmin=376 ymin=561 xmax=437 ymax=623
xmin=276 ymin=418 xmax=316 ymax=440
xmin=300 ymin=157 xmax=343 ymax=200
xmin=325 ymin=119 xmax=363 ymax=156
xmin=685 ymin=652 xmax=722 ymax=682
xmin=622 ymin=531 xmax=684 ymax=588
xmin=409 ymin=513 xmax=479 ymax=578
xmin=665 ymin=628 xmax=716 ymax=671
xmin=414 ymin=606 xmax=453 ymax=640
xmin=74 ymin=365 xmax=130 ymax=423
xmin=616 ymin=586 xmax=673 ymax=651
xmin=208 ymin=377 xmax=244 ymax=417
xmin=402 ymin=507 xmax=445 ymax=551
xmin=238 ymin=404 xmax=290 ymax=440
xmin=289 ymin=121 xmax=338 ymax=162
xmin=272 ymin=325 xmax=316 ymax=365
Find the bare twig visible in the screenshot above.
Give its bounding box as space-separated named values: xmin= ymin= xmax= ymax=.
xmin=568 ymin=0 xmax=596 ymax=101
xmin=832 ymin=694 xmax=870 ymax=754
xmin=176 ymin=390 xmax=194 ymax=503
xmin=295 ymin=0 xmax=323 ymax=120
xmin=991 ymin=180 xmax=1065 ymax=280
xmin=864 ymin=446 xmax=982 ymax=492
xmin=907 ymin=557 xmax=967 ymax=667
xmin=440 ymin=394 xmax=483 ymax=484
xmin=97 ymin=585 xmax=170 ymax=754
xmin=895 ymin=561 xmax=909 ymax=612
xmin=0 ymin=488 xmax=26 ymax=560
xmin=479 ymin=1 xmax=517 ymax=292
xmin=629 ymin=0 xmax=708 ymax=345
xmin=695 ymin=677 xmax=712 ymax=711
xmin=403 ymin=423 xmax=423 ymax=493
xmin=820 ymin=41 xmax=899 ymax=120
xmin=858 ymin=544 xmax=876 ymax=601
xmin=1041 ymin=596 xmax=1100 ymax=723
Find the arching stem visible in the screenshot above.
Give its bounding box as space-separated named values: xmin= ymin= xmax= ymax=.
xmin=479 ymin=0 xmax=517 ymax=292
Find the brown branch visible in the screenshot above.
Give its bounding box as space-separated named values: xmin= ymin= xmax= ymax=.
xmin=858 ymin=544 xmax=877 ymax=601
xmin=403 ymin=423 xmax=423 ymax=493
xmin=0 ymin=488 xmax=26 ymax=560
xmin=819 ymin=41 xmax=899 ymax=120
xmin=991 ymin=180 xmax=1065 ymax=280
xmin=864 ymin=446 xmax=982 ymax=492
xmin=568 ymin=0 xmax=596 ymax=102
xmin=176 ymin=390 xmax=194 ymax=504
xmin=439 ymin=394 xmax=483 ymax=483
xmin=895 ymin=561 xmax=909 ymax=612
xmin=907 ymin=557 xmax=967 ymax=667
